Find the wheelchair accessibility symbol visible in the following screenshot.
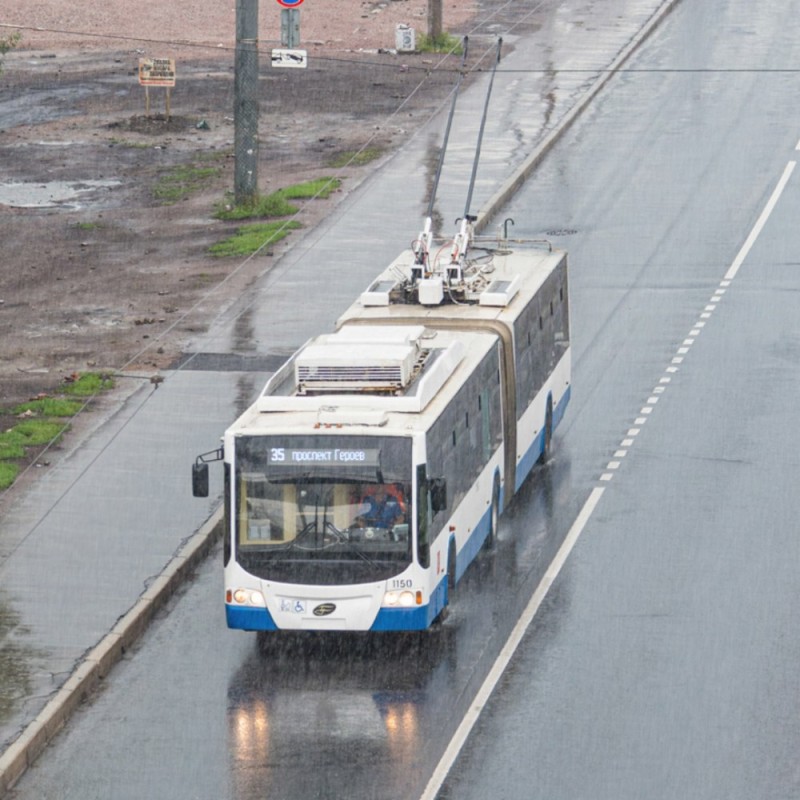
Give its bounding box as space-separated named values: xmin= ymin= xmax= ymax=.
xmin=280 ymin=599 xmax=306 ymax=614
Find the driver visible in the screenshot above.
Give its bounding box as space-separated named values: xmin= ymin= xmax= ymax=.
xmin=357 ymin=486 xmax=404 ymax=529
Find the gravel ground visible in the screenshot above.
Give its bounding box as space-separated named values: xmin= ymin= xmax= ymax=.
xmin=0 ymin=0 xmax=499 ymax=493
xmin=1 ymin=0 xmax=478 ymax=53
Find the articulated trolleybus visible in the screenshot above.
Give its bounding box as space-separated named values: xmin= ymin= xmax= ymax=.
xmin=192 ymin=41 xmax=570 ymax=634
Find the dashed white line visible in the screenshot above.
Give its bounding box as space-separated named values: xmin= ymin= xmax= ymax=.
xmin=595 ymin=158 xmax=796 ymax=489
xmin=419 ymin=154 xmax=799 ymax=800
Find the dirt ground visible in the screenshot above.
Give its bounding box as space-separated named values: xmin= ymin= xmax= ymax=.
xmin=0 ymin=0 xmax=522 ymax=486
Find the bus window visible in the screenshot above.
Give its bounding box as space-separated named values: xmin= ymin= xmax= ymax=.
xmin=416 ymin=464 xmax=430 ymax=568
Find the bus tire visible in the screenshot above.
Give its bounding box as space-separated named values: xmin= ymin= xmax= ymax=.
xmin=447 ymin=539 xmax=457 ymax=596
xmin=484 ymin=474 xmax=500 ymax=550
xmin=538 ymin=397 xmax=553 ymax=465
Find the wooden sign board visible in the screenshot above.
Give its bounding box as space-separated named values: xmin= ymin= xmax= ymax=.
xmin=138 ymin=58 xmax=176 ymax=87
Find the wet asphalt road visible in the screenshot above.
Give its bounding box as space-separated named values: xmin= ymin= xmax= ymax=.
xmin=8 ymin=0 xmax=800 ymax=798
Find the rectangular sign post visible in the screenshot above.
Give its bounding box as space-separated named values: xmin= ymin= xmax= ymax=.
xmin=138 ymin=58 xmax=176 ymax=119
xmin=271 ymin=48 xmax=307 ymax=68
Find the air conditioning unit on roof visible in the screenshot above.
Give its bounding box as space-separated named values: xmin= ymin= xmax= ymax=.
xmin=295 ymin=326 xmax=425 ymax=392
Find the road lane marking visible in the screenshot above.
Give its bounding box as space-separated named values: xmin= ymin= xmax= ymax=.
xmin=600 ymin=159 xmax=796 ymax=486
xmin=724 ymin=160 xmax=796 ymax=280
xmin=420 ymin=156 xmax=798 ymax=800
xmin=420 ymin=487 xmax=606 ymax=800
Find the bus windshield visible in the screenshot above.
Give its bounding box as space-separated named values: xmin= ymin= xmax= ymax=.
xmin=234 ymin=434 xmax=413 ymax=586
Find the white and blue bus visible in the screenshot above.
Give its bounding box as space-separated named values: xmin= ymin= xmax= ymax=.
xmin=193 ymin=226 xmax=570 ymax=633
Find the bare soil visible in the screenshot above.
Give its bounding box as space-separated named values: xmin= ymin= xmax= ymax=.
xmin=0 ymin=1 xmax=501 ymax=479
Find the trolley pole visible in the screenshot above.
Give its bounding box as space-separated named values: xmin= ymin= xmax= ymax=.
xmin=428 ymin=0 xmax=443 ymax=41
xmin=234 ymin=0 xmax=260 ymax=205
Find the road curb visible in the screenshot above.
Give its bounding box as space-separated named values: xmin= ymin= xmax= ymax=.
xmin=0 ymin=508 xmax=223 ymax=797
xmin=475 ymin=0 xmax=681 ymax=234
xmin=0 ymin=2 xmax=681 ymax=794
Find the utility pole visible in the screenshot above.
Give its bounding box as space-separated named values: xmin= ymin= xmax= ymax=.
xmin=428 ymin=0 xmax=443 ymax=41
xmin=234 ymin=0 xmax=259 ymax=205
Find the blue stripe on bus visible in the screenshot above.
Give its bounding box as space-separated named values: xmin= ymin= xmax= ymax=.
xmin=455 ymin=502 xmax=493 ymax=582
xmin=228 ymin=583 xmax=450 ymax=632
xmin=553 ymin=384 xmax=571 ymax=429
xmin=226 ymin=604 xmax=278 ymax=631
xmin=371 ymin=574 xmax=448 ymax=630
xmin=515 ymin=386 xmax=571 ymax=492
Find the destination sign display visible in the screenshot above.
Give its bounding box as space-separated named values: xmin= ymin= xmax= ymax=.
xmin=268 ymin=447 xmax=380 ymax=467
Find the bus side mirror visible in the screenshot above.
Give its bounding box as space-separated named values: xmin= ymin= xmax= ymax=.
xmin=192 ymin=462 xmax=209 ymax=498
xmin=430 ymin=478 xmax=447 ymax=513
xmin=192 ymin=447 xmax=223 ymax=498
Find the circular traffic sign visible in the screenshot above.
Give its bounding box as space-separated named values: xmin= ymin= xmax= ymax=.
xmin=276 ymin=0 xmax=304 ymax=6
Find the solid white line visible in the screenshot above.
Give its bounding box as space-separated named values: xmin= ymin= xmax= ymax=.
xmin=725 ymin=160 xmax=796 ymax=280
xmin=419 ymin=487 xmax=606 ymax=800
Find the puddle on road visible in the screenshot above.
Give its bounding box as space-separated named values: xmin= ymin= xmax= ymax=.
xmin=0 ymin=179 xmax=121 ymax=209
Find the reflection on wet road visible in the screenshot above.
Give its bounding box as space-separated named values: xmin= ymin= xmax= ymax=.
xmin=224 ymin=458 xmax=571 ymax=800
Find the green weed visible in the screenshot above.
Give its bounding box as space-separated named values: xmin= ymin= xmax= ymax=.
xmin=0 ymin=462 xmax=19 ymax=491
xmin=13 ymin=398 xmax=83 ymax=417
xmin=11 ymin=420 xmax=69 ymax=447
xmin=60 ymin=372 xmax=115 ymax=397
xmin=155 ymin=164 xmax=221 ymax=204
xmin=328 ymin=149 xmax=382 ymax=168
xmin=0 ymin=435 xmax=25 ymax=461
xmin=416 ymin=32 xmax=464 ymax=54
xmin=209 ymin=221 xmax=302 ymax=258
xmin=215 ymin=178 xmax=341 ymax=221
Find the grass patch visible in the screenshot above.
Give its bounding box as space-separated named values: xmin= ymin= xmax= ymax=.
xmin=328 ymin=149 xmax=382 ymax=169
xmin=0 ymin=435 xmax=25 ymax=461
xmin=61 ymin=372 xmax=115 ymax=397
xmin=215 ymin=178 xmax=341 ymax=221
xmin=13 ymin=398 xmax=83 ymax=417
xmin=279 ymin=177 xmax=341 ymax=200
xmin=0 ymin=372 xmax=115 ymax=491
xmin=154 ymin=163 xmax=221 ymax=204
xmin=0 ymin=463 xmax=19 ymax=491
xmin=217 ymin=193 xmax=299 ymax=220
xmin=416 ymin=32 xmax=464 ymax=54
xmin=11 ymin=420 xmax=69 ymax=447
xmin=209 ymin=221 xmax=302 ymax=258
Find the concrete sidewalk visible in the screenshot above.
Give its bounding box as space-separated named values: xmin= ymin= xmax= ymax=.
xmin=0 ymin=0 xmax=678 ymax=793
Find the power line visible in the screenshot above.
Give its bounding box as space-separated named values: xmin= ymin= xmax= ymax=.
xmin=3 ymin=21 xmax=794 ymax=75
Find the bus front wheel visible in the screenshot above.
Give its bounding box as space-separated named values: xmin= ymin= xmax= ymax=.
xmin=447 ymin=539 xmax=457 ymax=596
xmin=538 ymin=398 xmax=553 ymax=465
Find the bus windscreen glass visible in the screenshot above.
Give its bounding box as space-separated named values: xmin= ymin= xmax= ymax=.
xmin=234 ymin=435 xmax=412 ymax=585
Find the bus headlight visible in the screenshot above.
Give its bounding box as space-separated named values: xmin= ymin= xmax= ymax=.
xmin=230 ymin=588 xmax=266 ymax=607
xmin=382 ymin=590 xmax=418 ymax=607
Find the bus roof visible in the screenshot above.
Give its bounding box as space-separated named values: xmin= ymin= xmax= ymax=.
xmin=227 ymin=242 xmax=566 ymax=439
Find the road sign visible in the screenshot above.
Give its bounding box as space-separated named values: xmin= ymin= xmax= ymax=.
xmin=138 ymin=58 xmax=176 ymax=87
xmin=276 ymin=0 xmax=304 ymax=7
xmin=271 ymin=48 xmax=307 ymax=69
